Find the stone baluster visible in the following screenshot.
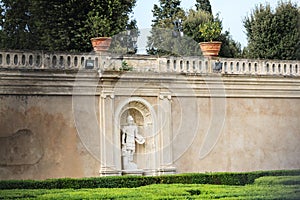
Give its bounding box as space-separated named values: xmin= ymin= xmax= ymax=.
xmin=166 ymin=59 xmax=171 ymax=72
xmin=178 ymin=59 xmax=182 ymax=72
xmin=275 ymin=63 xmax=279 ymax=75
xmin=4 ymin=53 xmax=10 ymax=68
xmin=158 ymin=58 xmax=167 ymax=72
xmin=224 ymin=61 xmax=227 ymax=74
xmin=235 ymin=62 xmax=239 ymax=74
xmin=205 ymin=60 xmax=209 ymax=73
xmin=185 ymin=60 xmax=189 ymax=73
xmin=190 ymin=60 xmax=195 ymax=73
xmin=249 ymin=62 xmax=253 ymax=74
xmin=196 ymin=60 xmax=201 ymax=73
xmin=268 ymin=63 xmax=272 ymax=75
xmin=235 ymin=61 xmax=239 ymax=74
xmin=272 ymin=63 xmax=276 ymax=75
xmin=244 ymin=62 xmax=248 ymax=74
xmin=258 ymin=61 xmax=263 ymax=75
xmin=254 ymin=63 xmax=258 ymax=74
xmin=179 ymin=60 xmax=183 ymax=72
xmin=229 ymin=61 xmax=234 ymax=74
xmin=245 ymin=62 xmax=249 ymax=74
xmin=288 ymin=64 xmax=292 ymax=75
xmin=171 ymin=59 xmax=175 ymax=72
xmin=0 ymin=53 xmax=2 ymax=67
xmin=291 ymin=64 xmax=296 ymax=76
xmin=266 ymin=62 xmax=270 ymax=75
xmin=173 ymin=59 xmax=178 ymax=72
xmin=255 ymin=62 xmax=259 ymax=74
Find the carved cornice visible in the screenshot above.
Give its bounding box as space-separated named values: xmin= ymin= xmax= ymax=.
xmin=0 ymin=69 xmax=300 ymax=98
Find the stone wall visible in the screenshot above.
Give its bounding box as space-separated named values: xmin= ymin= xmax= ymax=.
xmin=0 ymin=95 xmax=100 ymax=180
xmin=0 ymin=55 xmax=299 ymax=179
xmin=173 ymin=97 xmax=300 ymax=173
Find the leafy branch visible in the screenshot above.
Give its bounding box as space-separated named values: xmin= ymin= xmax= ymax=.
xmin=199 ymin=20 xmax=222 ymax=42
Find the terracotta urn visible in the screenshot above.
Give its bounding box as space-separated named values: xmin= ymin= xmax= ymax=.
xmin=199 ymin=41 xmax=222 ymax=57
xmin=90 ymin=37 xmax=112 ymax=52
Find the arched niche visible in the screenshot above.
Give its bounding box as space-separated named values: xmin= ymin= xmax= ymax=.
xmin=114 ymin=97 xmax=158 ymax=173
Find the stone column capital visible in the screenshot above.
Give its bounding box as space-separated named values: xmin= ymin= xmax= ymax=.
xmin=101 ymin=91 xmax=115 ymax=99
xmin=159 ymin=92 xmax=172 ymax=100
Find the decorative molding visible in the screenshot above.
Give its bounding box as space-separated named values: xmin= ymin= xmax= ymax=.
xmin=159 ymin=92 xmax=172 ymax=100
xmin=99 ymin=167 xmax=121 ymax=176
xmin=0 ymin=69 xmax=300 ymax=98
xmin=100 ymin=92 xmax=115 ymax=99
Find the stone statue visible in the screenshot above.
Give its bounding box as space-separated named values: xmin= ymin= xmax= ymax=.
xmin=121 ymin=115 xmax=145 ymax=170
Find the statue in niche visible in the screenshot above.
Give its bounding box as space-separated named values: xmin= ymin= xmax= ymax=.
xmin=121 ymin=115 xmax=145 ymax=170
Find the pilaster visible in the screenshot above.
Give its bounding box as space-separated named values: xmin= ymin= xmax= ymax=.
xmin=99 ymin=90 xmax=121 ymax=176
xmin=158 ymin=92 xmax=176 ymax=174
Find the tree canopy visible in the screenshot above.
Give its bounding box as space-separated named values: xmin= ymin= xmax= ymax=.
xmin=3 ymin=0 xmax=297 ymax=60
xmin=195 ymin=0 xmax=212 ymax=14
xmin=182 ymin=9 xmax=212 ymax=43
xmin=147 ymin=0 xmax=241 ymax=57
xmin=0 ymin=0 xmax=136 ymax=52
xmin=243 ymin=1 xmax=300 ymax=60
xmin=146 ymin=0 xmax=195 ymax=56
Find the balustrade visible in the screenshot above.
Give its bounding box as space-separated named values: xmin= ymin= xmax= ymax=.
xmin=0 ymin=50 xmax=299 ymax=76
xmin=0 ymin=51 xmax=118 ymax=70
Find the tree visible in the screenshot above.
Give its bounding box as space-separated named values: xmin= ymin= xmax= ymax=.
xmin=0 ymin=0 xmax=92 ymax=51
xmin=0 ymin=0 xmax=137 ymax=52
xmin=151 ymin=0 xmax=183 ymax=27
xmin=182 ymin=9 xmax=212 ymax=43
xmin=82 ymin=0 xmax=136 ymax=38
xmin=218 ymin=31 xmax=242 ymax=58
xmin=244 ymin=1 xmax=300 ymax=60
xmin=147 ymin=0 xmax=196 ymax=56
xmin=109 ymin=19 xmax=139 ymax=54
xmin=28 ymin=0 xmax=87 ymax=51
xmin=0 ymin=0 xmax=33 ymax=50
xmin=148 ymin=0 xmax=241 ymax=57
xmin=0 ymin=4 xmax=4 ymax=44
xmin=183 ymin=9 xmax=241 ymax=58
xmin=195 ymin=0 xmax=212 ymax=14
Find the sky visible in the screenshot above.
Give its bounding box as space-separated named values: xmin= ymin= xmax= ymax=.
xmin=132 ymin=0 xmax=282 ymax=53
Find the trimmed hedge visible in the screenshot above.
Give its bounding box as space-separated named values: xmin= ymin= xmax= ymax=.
xmin=0 ymin=169 xmax=299 ymax=190
xmin=254 ymin=175 xmax=300 ymax=186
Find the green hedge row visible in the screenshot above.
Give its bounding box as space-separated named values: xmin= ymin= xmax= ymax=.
xmin=0 ymin=169 xmax=299 ymax=190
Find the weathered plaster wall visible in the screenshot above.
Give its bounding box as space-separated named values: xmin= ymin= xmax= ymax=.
xmin=0 ymin=95 xmax=99 ymax=180
xmin=173 ymin=97 xmax=300 ymax=173
xmin=0 ymin=69 xmax=299 ymax=180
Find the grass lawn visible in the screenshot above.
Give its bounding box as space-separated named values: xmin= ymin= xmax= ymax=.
xmin=0 ymin=176 xmax=299 ymax=199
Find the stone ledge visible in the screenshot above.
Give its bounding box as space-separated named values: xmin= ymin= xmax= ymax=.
xmin=0 ymin=69 xmax=300 ymax=98
xmin=122 ymin=170 xmax=144 ymax=176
